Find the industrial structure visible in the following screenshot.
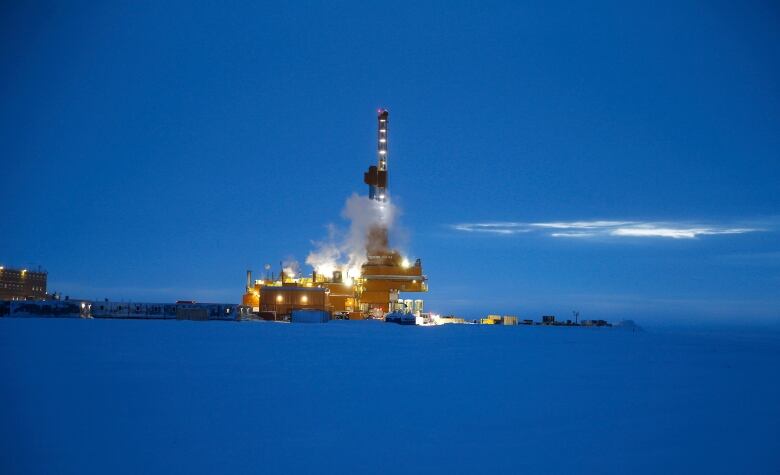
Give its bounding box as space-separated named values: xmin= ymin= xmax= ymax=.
xmin=1 ymin=299 xmax=238 ymax=320
xmin=0 ymin=266 xmax=47 ymax=301
xmin=242 ymin=109 xmax=428 ymax=320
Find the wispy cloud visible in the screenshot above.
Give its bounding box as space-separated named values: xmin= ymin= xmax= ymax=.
xmin=451 ymin=222 xmax=532 ymax=235
xmin=549 ymin=232 xmax=598 ymax=238
xmin=452 ymin=220 xmax=762 ymax=239
xmin=531 ymin=221 xmax=633 ymax=230
xmin=609 ymin=226 xmax=755 ymax=239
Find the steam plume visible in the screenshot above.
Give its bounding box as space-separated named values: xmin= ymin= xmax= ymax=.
xmin=306 ymin=193 xmax=400 ymax=277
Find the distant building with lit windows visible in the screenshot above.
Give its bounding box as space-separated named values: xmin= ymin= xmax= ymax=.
xmin=0 ymin=266 xmax=47 ymax=300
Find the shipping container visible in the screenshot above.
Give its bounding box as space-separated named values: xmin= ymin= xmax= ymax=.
xmin=291 ymin=309 xmax=330 ymax=323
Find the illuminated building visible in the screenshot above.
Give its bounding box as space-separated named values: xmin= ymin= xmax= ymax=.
xmin=0 ymin=266 xmax=47 ymax=301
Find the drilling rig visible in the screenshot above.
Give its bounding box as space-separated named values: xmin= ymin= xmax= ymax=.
xmin=359 ymin=109 xmax=426 ymax=316
xmin=242 ymin=109 xmax=427 ymax=320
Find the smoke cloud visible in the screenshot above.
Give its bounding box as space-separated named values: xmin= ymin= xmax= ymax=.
xmin=306 ymin=193 xmax=400 ymax=278
xmin=282 ymin=259 xmax=300 ymax=278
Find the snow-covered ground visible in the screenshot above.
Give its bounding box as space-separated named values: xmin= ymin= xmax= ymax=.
xmin=1 ymin=318 xmax=778 ymax=474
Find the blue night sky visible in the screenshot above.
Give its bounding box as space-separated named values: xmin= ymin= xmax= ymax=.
xmin=1 ymin=1 xmax=778 ymax=324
